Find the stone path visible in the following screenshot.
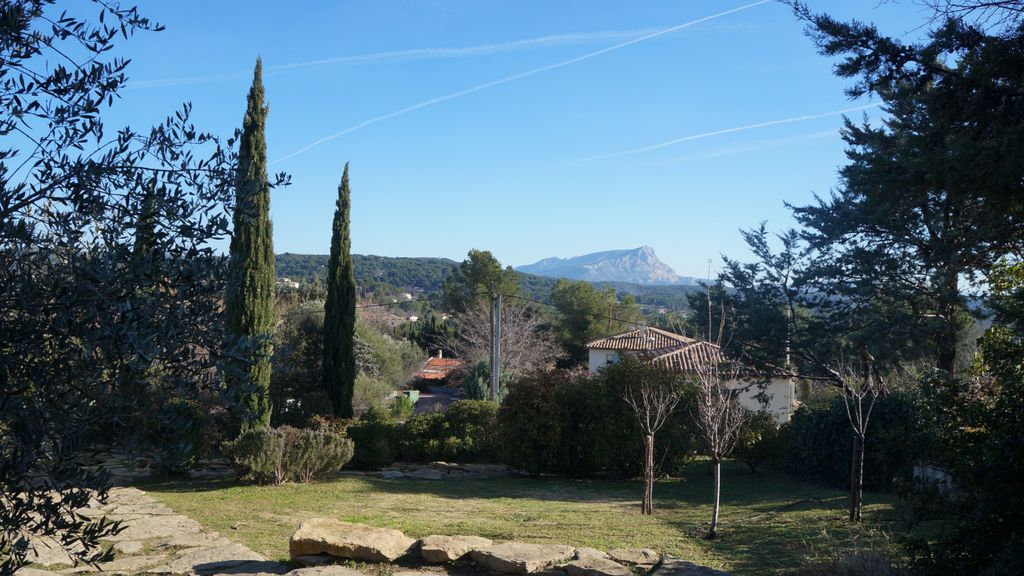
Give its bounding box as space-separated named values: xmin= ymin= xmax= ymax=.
xmin=21 ymin=486 xmax=287 ymax=576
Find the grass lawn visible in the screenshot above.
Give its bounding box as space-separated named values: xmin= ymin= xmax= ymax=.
xmin=142 ymin=461 xmax=907 ymax=576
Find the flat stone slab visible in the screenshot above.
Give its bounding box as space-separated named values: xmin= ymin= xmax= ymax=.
xmin=25 ymin=537 xmax=76 ymax=567
xmin=103 ymin=513 xmax=204 ymax=541
xmin=420 ymin=535 xmax=493 ymax=563
xmin=15 ymin=569 xmax=63 ymax=576
xmin=565 ymin=557 xmax=632 ymax=576
xmin=574 ymin=548 xmax=609 ymax=560
xmin=111 ymin=540 xmax=143 ymax=555
xmin=470 ymin=543 xmax=576 ymax=574
xmin=290 ymin=519 xmax=416 ymax=562
xmin=651 ymin=557 xmax=733 ymax=576
xmin=94 ymin=553 xmax=168 ymax=575
xmin=608 ymin=548 xmax=660 ymax=567
xmin=162 ymin=541 xmax=267 ymax=574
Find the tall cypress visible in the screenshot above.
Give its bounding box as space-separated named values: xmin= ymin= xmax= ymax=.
xmin=225 ymin=59 xmax=275 ymax=430
xmin=323 ymin=163 xmax=356 ymax=418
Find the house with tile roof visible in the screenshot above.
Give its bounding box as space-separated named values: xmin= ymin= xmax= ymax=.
xmin=585 ymin=327 xmax=795 ymax=423
xmin=414 ymin=351 xmax=463 ymax=383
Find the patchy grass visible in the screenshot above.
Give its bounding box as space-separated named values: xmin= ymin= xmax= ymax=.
xmin=141 ymin=461 xmax=908 ymax=575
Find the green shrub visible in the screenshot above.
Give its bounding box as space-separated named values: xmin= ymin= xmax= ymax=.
xmin=443 ymin=400 xmax=499 ymax=462
xmin=498 ymin=368 xmax=699 ymax=479
xmin=498 ymin=371 xmax=565 ymax=476
xmin=733 ymin=411 xmax=784 ymax=473
xmin=353 ymin=373 xmax=394 ymax=417
xmin=346 ymin=407 xmax=399 ymax=469
xmin=222 ymin=425 xmax=353 ymax=484
xmin=287 ymin=427 xmax=354 ymax=482
xmin=461 ymin=361 xmax=490 ymax=400
xmin=780 ymin=393 xmax=918 ymax=490
xmin=222 ymin=427 xmax=286 ymax=485
xmin=390 ymin=395 xmax=415 ymax=420
xmin=395 ymin=400 xmax=500 ymax=463
xmin=398 ymin=412 xmax=447 ymax=462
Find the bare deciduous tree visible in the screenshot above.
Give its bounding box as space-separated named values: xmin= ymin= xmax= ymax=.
xmin=795 ymin=347 xmax=885 ymax=521
xmin=690 ymin=357 xmax=750 ymax=539
xmin=618 ymin=359 xmax=686 ymax=515
xmin=444 ymin=298 xmax=561 ymax=380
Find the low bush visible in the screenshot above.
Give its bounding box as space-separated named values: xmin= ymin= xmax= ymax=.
xmin=397 ymin=400 xmax=499 ymax=463
xmin=390 ymin=394 xmax=415 ymax=420
xmin=285 ymin=426 xmax=355 ymax=482
xmin=222 ymin=425 xmax=353 ymax=484
xmin=733 ymin=411 xmax=784 ymax=473
xmin=223 ymin=427 xmax=286 ymax=485
xmin=779 ymin=393 xmax=918 ymax=490
xmin=498 ymin=368 xmax=699 ymax=478
xmin=346 ymin=407 xmax=399 ymax=470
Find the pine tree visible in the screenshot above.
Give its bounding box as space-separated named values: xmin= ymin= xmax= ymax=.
xmin=323 ymin=163 xmax=357 ymax=418
xmin=225 ymin=59 xmax=275 ymax=430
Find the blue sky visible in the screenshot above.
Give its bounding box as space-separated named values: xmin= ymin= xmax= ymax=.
xmin=107 ymin=0 xmax=933 ymax=277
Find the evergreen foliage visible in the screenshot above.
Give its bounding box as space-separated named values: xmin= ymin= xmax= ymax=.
xmin=549 ymin=279 xmax=643 ymax=367
xmin=1 ymin=2 xmax=274 ymax=571
xmin=323 ymin=164 xmax=358 ymax=418
xmin=791 ymin=1 xmax=1024 ymax=374
xmin=442 ymin=249 xmax=521 ymax=312
xmin=225 ymin=59 xmax=276 ymax=430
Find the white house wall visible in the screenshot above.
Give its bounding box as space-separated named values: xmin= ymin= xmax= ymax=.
xmin=587 ymin=349 xmax=794 ymax=423
xmin=728 ymin=377 xmax=794 ymax=424
xmin=587 ymin=349 xmax=620 ymax=374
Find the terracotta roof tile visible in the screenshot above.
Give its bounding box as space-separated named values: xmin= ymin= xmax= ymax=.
xmin=585 ymin=327 xmax=694 ymax=352
xmin=648 ymin=341 xmax=725 ymax=374
xmin=415 ymin=356 xmax=463 ymax=380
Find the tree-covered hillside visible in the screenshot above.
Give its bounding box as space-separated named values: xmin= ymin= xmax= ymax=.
xmin=278 ymin=253 xmax=701 ymax=313
xmin=277 ymin=253 xmax=459 ymax=292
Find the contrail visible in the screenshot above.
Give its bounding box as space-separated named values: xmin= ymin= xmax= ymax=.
xmin=125 ymin=29 xmax=661 ymax=90
xmin=568 ymin=103 xmax=882 ymax=164
xmin=272 ymin=0 xmax=772 ymax=164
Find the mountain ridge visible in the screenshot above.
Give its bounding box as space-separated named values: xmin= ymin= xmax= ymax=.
xmin=516 ymin=246 xmax=699 ymax=286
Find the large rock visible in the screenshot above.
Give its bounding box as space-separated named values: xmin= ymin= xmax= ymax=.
xmin=419 ymin=535 xmax=493 ymax=563
xmin=651 ymin=557 xmax=733 ymax=576
xmin=608 ymin=548 xmax=660 ymax=567
xmin=289 ymin=519 xmax=416 ymax=562
xmin=565 ymin=557 xmax=632 ymax=576
xmin=470 ymin=542 xmax=576 ymax=574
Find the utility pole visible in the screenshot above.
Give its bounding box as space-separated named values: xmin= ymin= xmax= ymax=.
xmin=489 ymin=292 xmax=502 ymax=400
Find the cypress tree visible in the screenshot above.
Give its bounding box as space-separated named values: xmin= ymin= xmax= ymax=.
xmin=225 ymin=59 xmax=275 ymax=430
xmin=323 ymin=163 xmax=356 ymax=418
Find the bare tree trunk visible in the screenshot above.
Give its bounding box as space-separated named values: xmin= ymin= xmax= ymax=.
xmin=643 ymin=434 xmax=654 ymax=515
xmin=850 ymin=434 xmax=864 ymax=521
xmin=708 ymin=457 xmax=721 ymax=539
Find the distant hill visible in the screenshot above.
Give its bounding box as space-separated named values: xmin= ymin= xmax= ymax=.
xmin=276 ymin=253 xmax=457 ymax=292
xmin=277 ymin=252 xmax=702 ymax=312
xmin=517 ymin=246 xmax=700 ymax=286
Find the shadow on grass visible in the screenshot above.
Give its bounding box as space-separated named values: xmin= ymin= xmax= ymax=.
xmin=139 ymin=460 xmax=886 ymax=515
